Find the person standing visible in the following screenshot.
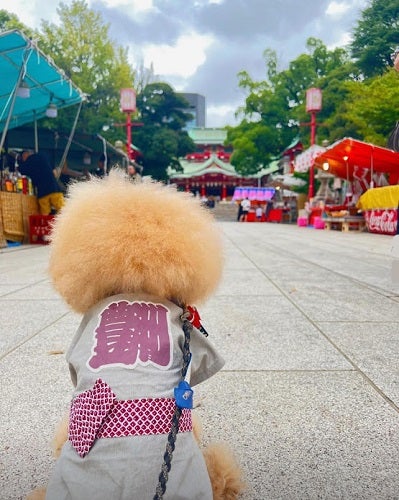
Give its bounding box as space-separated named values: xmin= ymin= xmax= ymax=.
xmin=18 ymin=149 xmax=64 ymax=215
xmin=93 ymin=153 xmax=109 ymax=177
xmin=240 ymin=197 xmax=251 ymax=221
xmin=236 ymin=201 xmax=243 ymax=221
xmin=127 ymin=163 xmax=136 ymax=178
xmin=265 ymin=195 xmax=275 ymax=221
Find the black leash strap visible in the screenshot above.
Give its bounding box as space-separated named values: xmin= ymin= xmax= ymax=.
xmin=153 ymin=312 xmax=192 ymax=500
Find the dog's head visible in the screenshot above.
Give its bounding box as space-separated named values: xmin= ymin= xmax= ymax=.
xmin=49 ymin=170 xmax=223 ymax=313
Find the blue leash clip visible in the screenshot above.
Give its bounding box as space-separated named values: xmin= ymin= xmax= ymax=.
xmin=174 ymin=381 xmax=193 ymax=409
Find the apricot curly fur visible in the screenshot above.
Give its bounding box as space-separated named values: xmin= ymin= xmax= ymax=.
xmin=203 ymin=442 xmax=246 ymax=500
xmin=49 ymin=170 xmax=223 ymax=313
xmin=193 ymin=413 xmax=246 ymax=499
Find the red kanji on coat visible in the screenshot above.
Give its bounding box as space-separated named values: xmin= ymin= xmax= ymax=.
xmin=87 ymin=301 xmax=172 ymax=370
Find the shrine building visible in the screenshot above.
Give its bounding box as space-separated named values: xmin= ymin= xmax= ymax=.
xmin=167 ymin=128 xmax=275 ymax=200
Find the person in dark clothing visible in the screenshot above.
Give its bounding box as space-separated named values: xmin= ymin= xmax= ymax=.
xmin=93 ymin=153 xmax=108 ymax=177
xmin=57 ymin=161 xmax=88 ymax=194
xmin=237 ymin=202 xmax=243 ymax=221
xmin=18 ymin=150 xmax=64 ymax=215
xmin=264 ymin=196 xmax=275 ymax=221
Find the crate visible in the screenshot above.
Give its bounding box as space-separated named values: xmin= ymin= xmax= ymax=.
xmin=29 ymin=215 xmax=55 ymax=244
xmin=22 ymin=195 xmax=40 ymax=243
xmin=297 ymin=216 xmax=308 ymax=227
xmin=313 ymin=216 xmax=325 ymax=230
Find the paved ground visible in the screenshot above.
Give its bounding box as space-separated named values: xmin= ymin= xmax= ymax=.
xmin=1 ymin=221 xmax=399 ymax=500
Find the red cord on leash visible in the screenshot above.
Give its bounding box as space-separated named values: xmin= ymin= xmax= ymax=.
xmin=186 ymin=305 xmax=209 ymax=337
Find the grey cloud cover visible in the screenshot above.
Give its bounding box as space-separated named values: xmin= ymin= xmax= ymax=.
xmin=6 ymin=0 xmax=369 ymax=126
xmin=93 ymin=0 xmax=368 ymax=126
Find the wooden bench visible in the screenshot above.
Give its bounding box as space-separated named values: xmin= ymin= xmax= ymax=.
xmin=324 ymin=216 xmax=366 ymax=232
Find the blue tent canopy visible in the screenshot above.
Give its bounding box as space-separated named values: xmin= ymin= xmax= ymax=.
xmin=0 ymin=29 xmax=85 ymax=133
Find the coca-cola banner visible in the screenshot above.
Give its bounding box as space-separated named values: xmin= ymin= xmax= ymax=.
xmin=364 ymin=209 xmax=398 ymax=235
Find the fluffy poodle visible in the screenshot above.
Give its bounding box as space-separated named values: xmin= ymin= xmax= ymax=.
xmin=29 ymin=171 xmax=244 ymax=499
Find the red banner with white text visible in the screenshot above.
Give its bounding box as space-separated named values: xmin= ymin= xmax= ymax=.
xmin=364 ymin=209 xmax=398 ymax=235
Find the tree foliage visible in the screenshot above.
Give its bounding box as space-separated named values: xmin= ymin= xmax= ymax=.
xmin=37 ymin=0 xmax=135 ymax=138
xmin=227 ymin=39 xmax=353 ymax=175
xmin=350 ymin=0 xmax=399 ymax=77
xmin=340 ymin=69 xmax=399 ymax=145
xmin=0 ymin=9 xmax=32 ymax=34
xmin=1 ymin=3 xmax=193 ymax=181
xmin=134 ymin=83 xmax=195 ymax=179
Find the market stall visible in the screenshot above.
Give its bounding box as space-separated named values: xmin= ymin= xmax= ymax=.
xmin=5 ymin=127 xmax=129 ymax=173
xmin=356 ymin=185 xmax=399 ymax=235
xmin=232 ymin=186 xmax=296 ymax=222
xmin=313 ymin=137 xmax=399 ymax=201
xmin=0 ymin=29 xmax=85 ymax=247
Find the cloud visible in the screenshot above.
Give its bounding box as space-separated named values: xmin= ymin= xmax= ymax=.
xmin=2 ymin=0 xmax=370 ymax=126
xmin=142 ymin=32 xmax=214 ymax=78
xmin=102 ymin=0 xmax=155 ymax=12
xmin=326 ymin=1 xmax=351 ymax=18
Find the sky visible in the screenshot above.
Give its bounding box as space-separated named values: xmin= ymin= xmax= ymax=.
xmin=1 ymin=0 xmax=370 ymax=127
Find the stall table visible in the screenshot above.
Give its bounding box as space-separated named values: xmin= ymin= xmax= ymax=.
xmin=324 ymin=216 xmax=366 ymax=232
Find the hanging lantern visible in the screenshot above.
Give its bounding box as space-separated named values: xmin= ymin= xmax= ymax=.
xmin=306 ymin=88 xmax=322 ymax=113
xmin=120 ymin=88 xmax=136 ymax=113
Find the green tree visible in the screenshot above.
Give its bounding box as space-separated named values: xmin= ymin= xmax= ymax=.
xmin=339 ymin=69 xmax=399 ymax=145
xmin=38 ymin=0 xmax=135 ymax=138
xmin=350 ymin=0 xmax=399 ymax=77
xmin=134 ymin=82 xmax=195 ymax=180
xmin=0 ymin=9 xmax=32 ymax=34
xmin=227 ymin=39 xmax=351 ymax=175
xmin=226 ymin=120 xmax=283 ymax=176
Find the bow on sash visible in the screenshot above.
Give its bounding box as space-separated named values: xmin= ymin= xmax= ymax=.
xmin=69 ymin=378 xmax=116 ymax=458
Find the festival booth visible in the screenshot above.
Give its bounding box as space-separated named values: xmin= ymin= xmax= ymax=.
xmin=0 ymin=29 xmax=85 ymax=247
xmin=232 ymin=186 xmax=294 ymax=222
xmin=313 ymin=138 xmax=399 ymax=232
xmin=233 ymin=187 xmax=276 ymax=221
xmin=356 ymin=185 xmax=399 ymax=235
xmin=5 ymin=126 xmax=129 ymax=174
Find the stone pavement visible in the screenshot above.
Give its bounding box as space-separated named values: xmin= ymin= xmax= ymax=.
xmin=1 ymin=221 xmax=399 ymax=500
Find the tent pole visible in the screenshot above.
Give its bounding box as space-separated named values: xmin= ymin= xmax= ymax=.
xmin=99 ymin=135 xmax=108 ymax=175
xmin=57 ymin=100 xmax=83 ymax=170
xmin=0 ymin=64 xmax=26 ymax=154
xmin=34 ymin=113 xmax=38 ymax=152
xmin=370 ymin=148 xmax=374 ymax=189
xmin=0 ymin=43 xmax=32 ymax=154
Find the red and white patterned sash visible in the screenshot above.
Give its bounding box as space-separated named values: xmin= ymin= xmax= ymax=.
xmin=69 ymin=379 xmax=192 ymax=457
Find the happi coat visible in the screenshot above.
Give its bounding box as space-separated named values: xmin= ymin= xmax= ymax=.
xmin=46 ymin=292 xmax=225 ymax=500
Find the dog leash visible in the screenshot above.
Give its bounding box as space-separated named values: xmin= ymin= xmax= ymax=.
xmin=153 ymin=307 xmax=193 ymax=500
